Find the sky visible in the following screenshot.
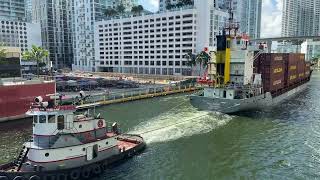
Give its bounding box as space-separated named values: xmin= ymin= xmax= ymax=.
xmin=139 ymin=0 xmax=283 ymax=38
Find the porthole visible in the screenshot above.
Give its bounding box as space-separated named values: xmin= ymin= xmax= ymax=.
xmin=82 ymin=148 xmax=85 ymax=151
xmin=79 ymin=124 xmax=82 ymax=128
xmin=106 ymin=141 xmax=108 ymax=145
xmin=45 ymin=153 xmax=49 ymax=157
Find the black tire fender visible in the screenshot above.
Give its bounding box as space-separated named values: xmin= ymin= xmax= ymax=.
xmin=70 ymin=169 xmax=81 ymax=180
xmin=56 ymin=174 xmax=67 ymax=180
xmin=29 ymin=175 xmax=40 ymax=180
xmin=0 ymin=176 xmax=8 ymax=180
xmin=101 ymin=162 xmax=108 ymax=171
xmin=13 ymin=176 xmax=24 ymax=180
xmin=43 ymin=174 xmax=55 ymax=180
xmin=92 ymin=164 xmax=101 ymax=175
xmin=81 ymin=167 xmax=91 ymax=179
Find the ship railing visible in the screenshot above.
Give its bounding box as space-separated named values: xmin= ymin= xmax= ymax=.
xmin=63 ymin=83 xmax=198 ymax=106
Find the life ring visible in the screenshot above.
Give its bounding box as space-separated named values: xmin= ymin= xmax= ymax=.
xmin=13 ymin=176 xmax=24 ymax=180
xmin=0 ymin=176 xmax=8 ymax=180
xmin=70 ymin=169 xmax=81 ymax=180
xmin=92 ymin=164 xmax=102 ymax=175
xmin=29 ymin=175 xmax=40 ymax=180
xmin=81 ymin=167 xmax=91 ymax=179
xmin=97 ymin=120 xmax=104 ymax=128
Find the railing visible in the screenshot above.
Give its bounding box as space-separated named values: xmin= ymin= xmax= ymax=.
xmin=67 ymin=83 xmax=198 ymax=106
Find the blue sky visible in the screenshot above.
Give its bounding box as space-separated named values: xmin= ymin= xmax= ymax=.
xmin=139 ymin=0 xmax=283 ymax=38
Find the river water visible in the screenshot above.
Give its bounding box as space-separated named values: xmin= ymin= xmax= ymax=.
xmin=0 ymin=71 xmax=319 ymax=179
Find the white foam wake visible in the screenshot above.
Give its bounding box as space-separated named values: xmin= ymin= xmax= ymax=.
xmin=129 ymin=107 xmax=233 ymax=144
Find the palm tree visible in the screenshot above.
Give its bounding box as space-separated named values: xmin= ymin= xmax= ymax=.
xmin=116 ymin=4 xmax=125 ymax=16
xmin=131 ymin=6 xmax=139 ymax=15
xmin=137 ymin=5 xmax=144 ymax=15
xmin=195 ymin=51 xmax=210 ymax=76
xmin=179 ymin=0 xmax=194 ymax=6
xmin=22 ymin=45 xmax=49 ymax=77
xmin=0 ymin=48 xmax=6 ymax=60
xmin=105 ymin=8 xmax=117 ymax=17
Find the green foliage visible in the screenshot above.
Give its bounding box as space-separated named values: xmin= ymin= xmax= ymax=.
xmin=196 ymin=51 xmax=210 ymax=68
xmin=116 ymin=4 xmax=126 ymax=15
xmin=184 ymin=51 xmax=196 ymax=67
xmin=22 ymin=45 xmax=49 ymax=76
xmin=104 ymin=8 xmax=117 ymax=17
xmin=0 ymin=48 xmax=6 ymax=60
xmin=167 ymin=0 xmax=194 ymax=10
xmin=131 ymin=5 xmax=144 ymax=15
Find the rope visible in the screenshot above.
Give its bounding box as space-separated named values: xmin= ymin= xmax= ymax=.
xmin=138 ymin=113 xmax=209 ymax=135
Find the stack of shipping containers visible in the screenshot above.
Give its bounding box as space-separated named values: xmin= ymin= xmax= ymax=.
xmin=254 ymin=53 xmax=311 ymax=93
xmin=257 ymin=53 xmax=285 ymax=92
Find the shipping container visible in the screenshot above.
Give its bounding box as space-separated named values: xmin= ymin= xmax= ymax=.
xmin=297 ymin=57 xmax=305 ymax=81
xmin=284 ymin=54 xmax=298 ymax=86
xmin=257 ymin=53 xmax=285 ymax=92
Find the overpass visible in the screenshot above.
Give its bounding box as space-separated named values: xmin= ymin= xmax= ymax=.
xmin=250 ymin=36 xmax=320 ymax=52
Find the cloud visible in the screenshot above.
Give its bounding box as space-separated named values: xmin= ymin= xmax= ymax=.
xmin=261 ymin=0 xmax=282 ymax=38
xmin=139 ymin=0 xmax=159 ymax=12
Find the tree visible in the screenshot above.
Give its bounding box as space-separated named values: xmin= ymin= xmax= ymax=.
xmin=22 ymin=45 xmax=49 ymax=77
xmin=195 ymin=51 xmax=210 ymax=76
xmin=0 ymin=47 xmax=6 ymax=60
xmin=131 ymin=6 xmax=139 ymax=15
xmin=104 ymin=8 xmax=117 ymax=17
xmin=179 ymin=0 xmax=194 ymax=6
xmin=137 ymin=5 xmax=144 ymax=15
xmin=196 ymin=51 xmax=210 ymax=68
xmin=184 ymin=51 xmax=196 ymax=69
xmin=116 ymin=4 xmax=126 ymax=16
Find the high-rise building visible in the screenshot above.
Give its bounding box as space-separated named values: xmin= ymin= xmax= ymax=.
xmin=25 ymin=0 xmax=32 ymax=22
xmin=159 ymin=0 xmax=262 ymax=38
xmin=282 ymin=0 xmax=319 ymax=37
xmin=106 ymin=0 xmax=138 ymax=12
xmin=0 ymin=20 xmax=41 ymax=52
xmin=223 ymin=0 xmax=262 ymax=39
xmin=72 ymin=0 xmax=107 ymax=72
xmin=32 ymin=0 xmax=74 ymax=69
xmin=94 ymin=0 xmax=228 ymax=75
xmin=0 ymin=0 xmax=26 ymax=21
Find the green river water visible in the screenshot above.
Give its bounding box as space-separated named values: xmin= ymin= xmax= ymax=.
xmin=0 ymin=71 xmax=320 ymax=180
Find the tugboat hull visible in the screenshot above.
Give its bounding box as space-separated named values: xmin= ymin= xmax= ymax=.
xmin=0 ymin=134 xmax=146 ymax=180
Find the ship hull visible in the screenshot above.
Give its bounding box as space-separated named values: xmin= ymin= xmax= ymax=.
xmin=190 ymin=82 xmax=308 ymax=114
xmin=0 ymin=134 xmax=146 ymax=180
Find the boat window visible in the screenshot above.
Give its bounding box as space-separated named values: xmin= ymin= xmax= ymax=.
xmin=57 ymin=115 xmax=65 ymax=130
xmin=33 ymin=116 xmax=38 ymax=123
xmin=39 ymin=115 xmax=46 ymax=123
xmin=48 ymin=115 xmax=56 ymax=123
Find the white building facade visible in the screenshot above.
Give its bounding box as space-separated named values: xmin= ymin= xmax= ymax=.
xmin=72 ymin=0 xmax=107 ymax=72
xmin=32 ymin=0 xmax=74 ymax=69
xmin=282 ymin=0 xmax=320 ymax=37
xmin=94 ymin=0 xmax=228 ymax=76
xmin=0 ymin=0 xmax=26 ymax=21
xmin=0 ymin=20 xmax=41 ymax=52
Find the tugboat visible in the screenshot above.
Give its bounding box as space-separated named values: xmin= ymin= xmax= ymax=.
xmin=0 ymin=96 xmax=146 ymax=180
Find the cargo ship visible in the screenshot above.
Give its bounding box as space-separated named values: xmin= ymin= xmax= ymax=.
xmin=190 ymin=9 xmax=312 ymax=114
xmin=0 ymin=47 xmax=56 ymax=122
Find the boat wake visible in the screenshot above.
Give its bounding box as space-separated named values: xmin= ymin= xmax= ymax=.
xmin=129 ymin=106 xmax=233 ymax=144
